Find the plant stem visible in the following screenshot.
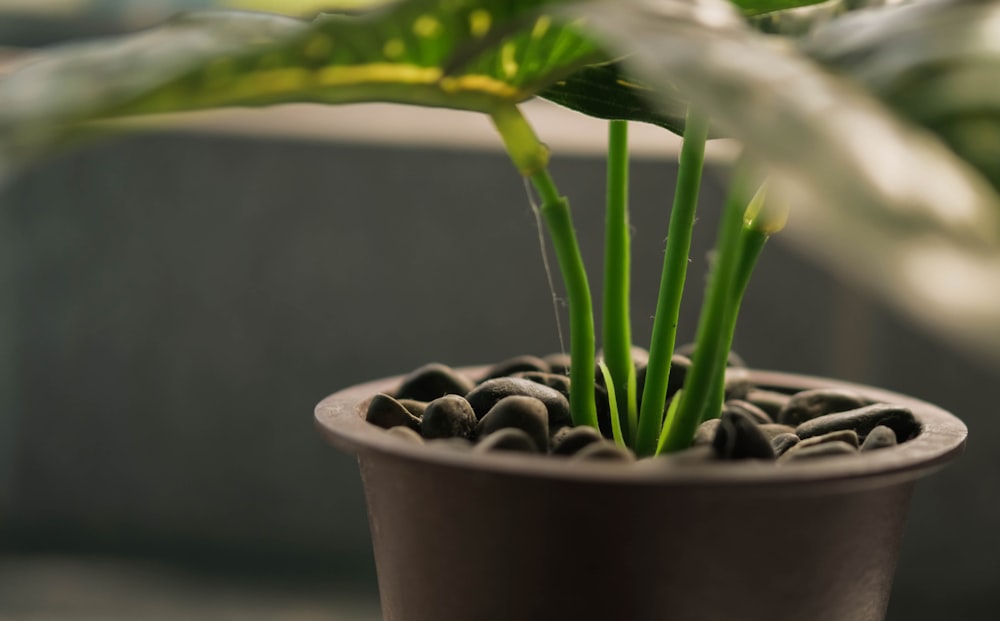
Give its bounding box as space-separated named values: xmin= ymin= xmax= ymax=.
xmin=490 ymin=105 xmax=599 ymax=430
xmin=699 ymin=224 xmax=769 ymax=425
xmin=602 ymin=119 xmax=637 ymax=443
xmin=598 ymin=360 xmax=627 ymax=447
xmin=657 ymin=167 xmax=751 ymax=454
xmin=633 ymin=108 xmax=709 ymax=457
xmin=698 ymin=182 xmax=783 ymax=422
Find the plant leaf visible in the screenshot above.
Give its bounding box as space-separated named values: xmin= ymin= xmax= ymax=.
xmin=802 ymin=0 xmax=1000 ymax=193
xmin=563 ymin=0 xmax=1000 ymax=359
xmin=540 ymin=62 xmax=689 ymax=134
xmin=537 ymin=0 xmax=883 ymax=135
xmin=0 ymin=0 xmax=605 ymax=183
xmin=729 ymin=0 xmax=829 ymax=17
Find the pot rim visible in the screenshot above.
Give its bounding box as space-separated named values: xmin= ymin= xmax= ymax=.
xmin=314 ymin=368 xmax=967 ymax=489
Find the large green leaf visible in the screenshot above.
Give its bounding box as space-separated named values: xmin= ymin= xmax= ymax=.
xmin=802 ymin=0 xmax=1000 ymax=193
xmin=540 ymin=62 xmax=690 ymax=134
xmin=538 ymin=0 xmax=884 ymax=136
xmin=0 ymin=0 xmax=605 ymax=182
xmin=729 ymin=0 xmax=829 ymax=17
xmin=563 ymin=0 xmax=1000 ymax=358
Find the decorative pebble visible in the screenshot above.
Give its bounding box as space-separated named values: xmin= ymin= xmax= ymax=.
xmin=795 ymin=404 xmax=919 ymax=442
xmin=779 ymin=440 xmax=857 ymax=463
xmin=466 ymin=378 xmax=572 ymax=429
xmin=474 ymin=428 xmax=540 ymax=454
xmin=724 ymin=367 xmax=753 ymax=401
xmin=476 ymin=395 xmax=550 ymax=452
xmin=771 ymin=433 xmax=800 ymax=456
xmin=723 ymin=400 xmax=773 ymax=425
xmin=421 ymin=395 xmax=477 ymax=440
xmin=571 ymin=440 xmax=636 ymax=462
xmin=746 ymin=389 xmax=792 ymax=419
xmin=777 ymin=388 xmax=868 ymax=426
xmin=478 ymin=355 xmax=550 ymax=382
xmin=666 ymin=354 xmax=691 ymax=399
xmin=397 ymin=399 xmax=428 ymax=419
xmin=395 ymin=363 xmax=474 ymax=402
xmin=755 ymin=423 xmax=796 ymax=440
xmin=366 ymin=393 xmax=421 ymax=431
xmin=861 ymin=425 xmax=898 ymax=451
xmin=427 ymin=437 xmax=474 ymax=452
xmin=694 ymin=419 xmax=721 ymax=446
xmin=386 ymin=426 xmax=424 ymax=444
xmin=542 ymin=352 xmax=572 ymax=375
xmin=712 ymin=410 xmax=776 ymax=460
xmin=651 ymin=444 xmax=718 ymax=466
xmin=796 ymin=429 xmax=859 ymax=450
xmin=675 ymin=344 xmax=746 ymax=368
xmin=511 ymin=372 xmax=571 ymax=401
xmin=552 ymin=425 xmax=604 ymax=455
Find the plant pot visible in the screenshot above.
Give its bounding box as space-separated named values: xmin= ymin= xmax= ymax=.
xmin=314 ymin=369 xmax=966 ymax=621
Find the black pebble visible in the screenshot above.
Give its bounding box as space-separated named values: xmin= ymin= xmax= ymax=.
xmin=477 ymin=395 xmax=550 ymax=452
xmin=479 ymin=355 xmax=550 ymax=382
xmin=724 ymin=367 xmax=754 ymax=401
xmin=386 ymin=426 xmax=424 ymax=444
xmin=861 ymin=425 xmax=898 ymax=451
xmin=777 ymin=389 xmax=868 ymax=426
xmin=746 ymin=389 xmax=791 ymax=420
xmin=757 ymin=424 xmax=797 ymax=441
xmin=723 ymin=400 xmax=773 ymax=425
xmin=552 ymin=425 xmax=604 ymax=455
xmin=466 ymin=378 xmax=572 ymax=429
xmin=650 ymin=444 xmax=718 ymax=466
xmin=395 ymin=363 xmax=474 ymax=402
xmin=571 ymin=441 xmax=636 ymax=462
xmin=795 ymin=404 xmax=919 ymax=442
xmin=474 ymin=428 xmax=540 ymax=454
xmin=712 ymin=410 xmax=776 ymax=460
xmin=397 ymin=399 xmax=428 ymax=419
xmin=542 ymin=353 xmax=572 ymax=375
xmin=694 ymin=419 xmax=721 ymax=446
xmin=428 ymin=437 xmax=474 ymax=452
xmin=511 ymin=372 xmax=571 ymax=401
xmin=795 ymin=429 xmax=859 ymax=451
xmin=366 ymin=393 xmax=421 ymax=431
xmin=779 ymin=440 xmax=857 ymax=463
xmin=771 ymin=433 xmax=800 ymax=456
xmin=421 ymin=395 xmax=477 ymax=439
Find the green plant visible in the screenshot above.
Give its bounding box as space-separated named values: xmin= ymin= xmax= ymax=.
xmin=1 ymin=0 xmax=998 ymax=455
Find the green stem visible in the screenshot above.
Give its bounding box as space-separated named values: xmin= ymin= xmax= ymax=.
xmin=634 ymin=108 xmax=709 ymax=457
xmin=490 ymin=105 xmax=599 ymax=430
xmin=603 ymin=120 xmax=636 ymax=443
xmin=700 ymin=225 xmax=769 ymax=424
xmin=699 ymin=182 xmax=783 ymax=422
xmin=657 ymin=167 xmax=751 ymax=454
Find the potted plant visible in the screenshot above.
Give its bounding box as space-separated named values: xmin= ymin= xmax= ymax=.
xmin=0 ymin=0 xmax=994 ymax=619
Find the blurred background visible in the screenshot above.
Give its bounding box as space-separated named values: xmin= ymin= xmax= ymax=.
xmin=1 ymin=2 xmax=998 ymax=620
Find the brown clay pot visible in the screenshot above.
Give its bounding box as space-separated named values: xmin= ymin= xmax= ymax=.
xmin=315 ymin=369 xmax=966 ymax=621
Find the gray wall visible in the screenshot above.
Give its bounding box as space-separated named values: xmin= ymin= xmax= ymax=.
xmin=0 ymin=130 xmax=996 ymax=619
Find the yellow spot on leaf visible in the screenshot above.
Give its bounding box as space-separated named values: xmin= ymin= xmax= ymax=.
xmin=531 ymin=15 xmax=551 ymax=39
xmin=383 ymin=38 xmax=405 ymax=59
xmin=413 ymin=14 xmax=442 ymax=38
xmin=316 ymin=63 xmax=443 ymax=87
xmin=440 ymin=74 xmax=520 ymax=99
xmin=469 ymin=9 xmax=491 ymax=37
xmin=501 ymin=41 xmax=518 ymax=78
xmin=615 ymin=78 xmax=651 ymax=91
xmin=304 ymin=34 xmax=333 ymax=60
